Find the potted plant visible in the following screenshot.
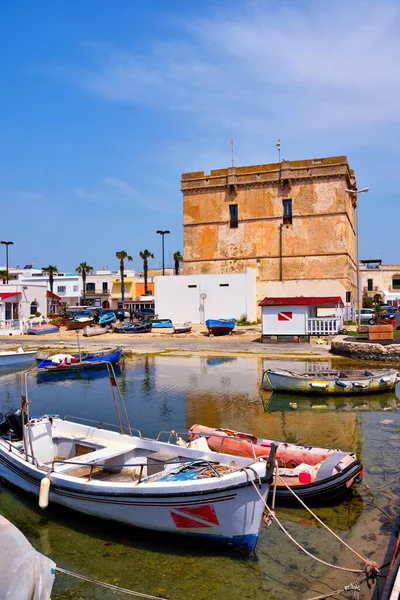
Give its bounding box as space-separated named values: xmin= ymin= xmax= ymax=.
xmin=368 ymin=304 xmax=393 ymax=341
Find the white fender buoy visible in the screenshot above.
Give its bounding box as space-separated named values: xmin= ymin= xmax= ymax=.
xmin=39 ymin=476 xmax=51 ymax=509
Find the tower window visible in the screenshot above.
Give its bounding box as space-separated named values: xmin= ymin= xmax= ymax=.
xmin=283 ymin=199 xmax=292 ymax=224
xmin=229 ymin=204 xmax=238 ymax=228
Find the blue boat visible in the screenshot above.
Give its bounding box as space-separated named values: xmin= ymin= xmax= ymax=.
xmin=205 ymin=319 xmax=236 ymax=336
xmin=36 ymin=348 xmax=122 ymax=369
xmin=114 ymin=321 xmax=152 ymax=334
xmin=99 ymin=312 xmax=116 ymax=326
xmin=151 ymin=319 xmax=172 ymax=328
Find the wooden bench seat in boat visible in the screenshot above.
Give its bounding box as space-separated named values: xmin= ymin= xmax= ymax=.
xmin=53 ymin=441 xmax=137 ymax=474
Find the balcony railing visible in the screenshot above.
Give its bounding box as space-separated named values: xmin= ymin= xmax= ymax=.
xmin=306 ymin=317 xmax=342 ymax=335
xmin=85 ymin=289 xmax=110 ymax=296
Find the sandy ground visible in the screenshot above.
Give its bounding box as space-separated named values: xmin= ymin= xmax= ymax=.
xmin=0 ymin=323 xmax=336 ymax=360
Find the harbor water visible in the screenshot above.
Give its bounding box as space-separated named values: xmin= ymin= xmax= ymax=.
xmin=0 ymin=355 xmax=399 ymax=599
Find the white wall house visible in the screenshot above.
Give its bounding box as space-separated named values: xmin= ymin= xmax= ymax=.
xmin=20 ymin=272 xmax=81 ymax=306
xmin=154 ymin=268 xmax=257 ymax=323
xmin=85 ymin=271 xmax=113 ymax=307
xmin=260 ymin=296 xmax=344 ymax=341
xmin=0 ymin=284 xmax=60 ymax=335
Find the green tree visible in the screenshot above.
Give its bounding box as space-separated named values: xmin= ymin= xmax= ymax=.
xmin=139 ymin=249 xmax=154 ymax=295
xmin=372 ymin=293 xmax=382 ymax=305
xmin=115 ymin=250 xmax=133 ymax=303
xmin=0 ymin=270 xmax=8 ymax=284
xmin=76 ymin=262 xmax=94 ymax=305
xmin=362 ymin=293 xmax=374 ymax=308
xmin=173 ymin=251 xmax=183 ymax=275
xmin=42 ymin=265 xmax=59 ymax=293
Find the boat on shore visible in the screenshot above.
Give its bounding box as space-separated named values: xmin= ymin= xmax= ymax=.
xmin=36 ymin=348 xmax=122 ymax=369
xmin=0 ymin=348 xmax=37 ymax=367
xmin=26 ymin=325 xmax=59 ymax=335
xmin=98 ymin=312 xmax=116 ymax=326
xmin=114 ymin=322 xmax=152 ymax=334
xmin=188 ymin=424 xmax=363 ymax=504
xmin=151 ymin=319 xmax=173 ymax=328
xmin=205 ymin=319 xmax=236 ymax=337
xmin=0 ymin=372 xmax=277 ymax=551
xmin=173 ymin=321 xmax=192 ymax=334
xmin=263 ymin=368 xmax=399 ymax=395
xmin=83 ymin=325 xmax=109 ymax=337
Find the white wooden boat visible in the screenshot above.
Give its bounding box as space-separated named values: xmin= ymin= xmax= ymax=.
xmin=83 ymin=325 xmax=109 ymax=337
xmin=0 ymin=348 xmax=37 ymax=367
xmin=0 ymin=370 xmax=276 ymax=551
xmin=173 ymin=321 xmax=192 ymax=334
xmin=263 ymin=368 xmax=399 ymax=395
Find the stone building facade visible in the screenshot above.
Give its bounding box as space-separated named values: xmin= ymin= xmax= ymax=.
xmin=181 ymin=156 xmax=358 ymax=306
xmin=360 ymin=260 xmax=400 ymax=307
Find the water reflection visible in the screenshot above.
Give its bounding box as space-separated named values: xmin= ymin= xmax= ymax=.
xmin=262 ymin=390 xmax=400 ymax=413
xmin=0 ymin=355 xmax=399 ymax=600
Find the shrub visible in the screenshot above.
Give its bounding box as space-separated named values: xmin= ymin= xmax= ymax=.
xmin=35 ymin=311 xmax=41 ymax=318
xmin=50 ymin=317 xmax=63 ymax=327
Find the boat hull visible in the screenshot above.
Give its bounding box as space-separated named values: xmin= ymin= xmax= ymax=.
xmin=206 ymin=319 xmax=236 ymax=336
xmin=173 ymin=322 xmax=192 ymax=334
xmin=0 ymin=430 xmax=269 ymax=550
xmin=189 ymin=425 xmax=363 ymax=504
xmin=27 ymin=326 xmax=59 ymax=335
xmin=66 ymin=319 xmax=93 ymax=331
xmin=36 ymin=348 xmax=122 ymax=369
xmin=0 ymin=352 xmax=37 ymax=366
xmin=263 ymin=368 xmax=399 ymax=395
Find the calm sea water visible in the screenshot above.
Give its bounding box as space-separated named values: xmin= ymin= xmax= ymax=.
xmin=0 ymin=356 xmax=399 ymax=599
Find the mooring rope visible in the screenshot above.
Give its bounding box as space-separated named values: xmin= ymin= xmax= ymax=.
xmin=244 ymin=470 xmax=372 ymax=576
xmin=274 ymin=472 xmax=368 ymax=563
xmin=55 ymin=567 xmax=168 ymax=599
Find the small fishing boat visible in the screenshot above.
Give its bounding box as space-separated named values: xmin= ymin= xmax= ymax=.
xmin=188 ymin=424 xmax=363 ymax=504
xmin=263 ymin=368 xmax=399 ymax=395
xmin=205 ymin=319 xmax=236 ymax=337
xmin=37 ymin=364 xmax=122 ymax=383
xmin=114 ymin=322 xmax=152 ymax=334
xmin=66 ymin=318 xmax=94 ymax=331
xmin=0 ymin=348 xmax=37 ymax=367
xmin=83 ymin=325 xmax=109 ymax=337
xmin=173 ymin=321 xmax=192 ymax=334
xmin=151 ymin=319 xmax=173 ymax=328
xmin=36 ymin=348 xmax=122 ymax=369
xmin=98 ymin=312 xmax=116 ymax=326
xmin=26 ymin=325 xmax=59 ymax=335
xmin=0 ymin=372 xmax=276 ymax=551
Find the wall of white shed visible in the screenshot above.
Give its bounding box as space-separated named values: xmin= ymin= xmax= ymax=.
xmin=154 ymin=268 xmax=257 ymax=323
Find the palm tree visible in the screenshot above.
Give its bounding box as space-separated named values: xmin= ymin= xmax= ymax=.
xmin=0 ymin=270 xmax=8 ymax=284
xmin=76 ymin=262 xmax=94 ymax=305
xmin=42 ymin=265 xmax=59 ymax=293
xmin=115 ymin=250 xmax=133 ymax=303
xmin=139 ymin=249 xmax=154 ymax=295
xmin=173 ymin=251 xmax=183 ymax=275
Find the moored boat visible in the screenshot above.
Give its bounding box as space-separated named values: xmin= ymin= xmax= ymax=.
xmin=205 ymin=319 xmax=236 ymax=336
xmin=0 ymin=348 xmax=37 ymax=367
xmin=173 ymin=321 xmax=192 ymax=334
xmin=188 ymin=424 xmax=363 ymax=504
xmin=263 ymin=368 xmax=399 ymax=395
xmin=0 ymin=375 xmax=277 ymax=551
xmin=36 ymin=348 xmax=122 ymax=369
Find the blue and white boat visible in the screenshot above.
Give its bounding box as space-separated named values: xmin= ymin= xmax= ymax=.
xmin=151 ymin=319 xmax=173 ymax=328
xmin=36 ymin=348 xmax=122 ymax=369
xmin=205 ymin=319 xmax=236 ymax=336
xmin=99 ymin=312 xmax=116 ymax=326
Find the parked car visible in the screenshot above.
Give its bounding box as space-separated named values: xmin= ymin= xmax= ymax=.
xmin=355 ymin=309 xmax=375 ymax=324
xmin=378 ymin=305 xmax=396 ymax=319
xmin=134 ymin=308 xmax=156 ymax=320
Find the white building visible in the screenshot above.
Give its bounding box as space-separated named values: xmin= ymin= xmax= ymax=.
xmin=85 ymin=270 xmax=113 ymax=307
xmin=0 ymin=283 xmax=60 ymax=335
xmin=154 ymin=268 xmax=257 ymax=323
xmin=259 ymin=296 xmax=344 ymax=342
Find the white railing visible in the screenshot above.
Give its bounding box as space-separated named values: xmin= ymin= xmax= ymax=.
xmin=0 ymin=319 xmax=21 ymax=331
xmin=306 ymin=317 xmax=342 ymax=335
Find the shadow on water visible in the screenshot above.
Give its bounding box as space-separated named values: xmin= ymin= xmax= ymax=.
xmin=262 ymin=390 xmax=400 ymax=413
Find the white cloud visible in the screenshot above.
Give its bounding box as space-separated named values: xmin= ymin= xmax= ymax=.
xmin=61 ymin=0 xmax=400 ymax=135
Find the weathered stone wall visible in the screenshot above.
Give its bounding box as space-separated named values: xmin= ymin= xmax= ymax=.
xmin=182 ymin=156 xmax=357 ymax=302
xmin=331 ymin=336 xmax=400 ymax=361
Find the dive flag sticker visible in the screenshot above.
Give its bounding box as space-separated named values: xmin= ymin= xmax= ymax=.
xmin=170 ymin=504 xmax=219 ymax=529
xmin=278 ymin=312 xmax=292 ymax=321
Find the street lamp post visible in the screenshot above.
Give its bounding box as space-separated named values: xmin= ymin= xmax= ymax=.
xmin=344 ymin=187 xmax=369 ymax=331
xmin=1 ymin=241 xmax=14 ymax=283
xmin=156 ymin=230 xmax=170 ymax=275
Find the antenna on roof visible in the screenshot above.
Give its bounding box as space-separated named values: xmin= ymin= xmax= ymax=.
xmin=230 ymin=127 xmax=234 ymax=167
xmin=276 ymin=139 xmax=281 ymax=162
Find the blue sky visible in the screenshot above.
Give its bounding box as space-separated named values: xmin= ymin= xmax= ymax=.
xmin=1 ymin=0 xmax=400 ymax=272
